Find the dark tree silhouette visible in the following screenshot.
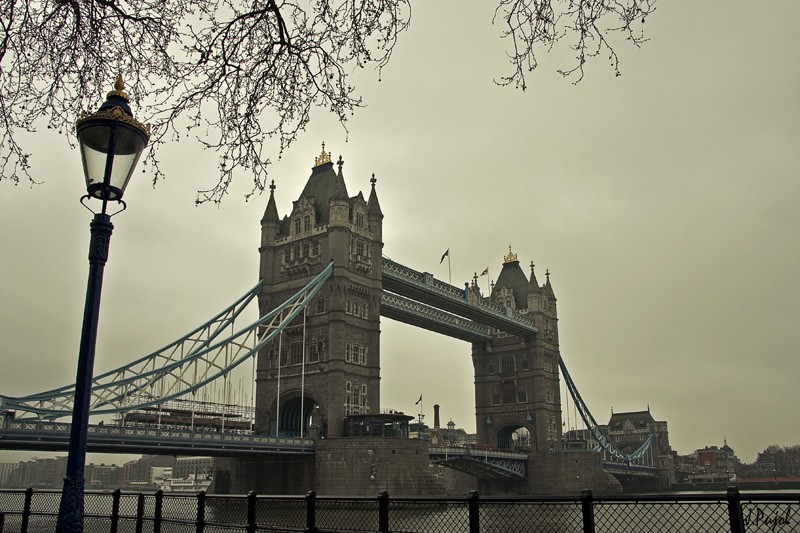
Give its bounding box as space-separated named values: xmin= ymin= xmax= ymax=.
xmin=0 ymin=0 xmax=655 ymax=203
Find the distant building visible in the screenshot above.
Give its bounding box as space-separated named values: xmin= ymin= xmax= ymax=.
xmin=605 ymin=408 xmax=675 ymax=483
xmin=173 ymin=457 xmax=214 ymax=479
xmin=677 ymin=442 xmax=738 ymax=483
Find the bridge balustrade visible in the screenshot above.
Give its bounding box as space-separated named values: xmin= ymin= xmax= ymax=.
xmin=381 ymin=258 xmax=538 ymax=336
xmin=0 ymin=420 xmax=313 ymax=455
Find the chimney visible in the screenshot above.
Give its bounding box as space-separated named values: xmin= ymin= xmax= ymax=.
xmin=433 ymin=404 xmax=441 ymax=430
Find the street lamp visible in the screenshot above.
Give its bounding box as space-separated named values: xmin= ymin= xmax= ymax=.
xmin=56 ymin=76 xmax=149 ymax=533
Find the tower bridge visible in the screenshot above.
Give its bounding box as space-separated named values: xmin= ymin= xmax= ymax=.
xmin=0 ymin=146 xmax=672 ymax=494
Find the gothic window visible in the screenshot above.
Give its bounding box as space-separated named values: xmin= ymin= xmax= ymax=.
xmin=491 ymin=392 xmax=501 ymax=405
xmin=303 ymin=215 xmax=311 ymax=232
xmin=316 ymin=298 xmax=326 ymax=314
xmin=346 ymin=297 xmax=368 ymax=319
xmin=312 ymin=240 xmax=320 ymax=256
xmin=346 ymin=381 xmax=352 ymax=393
xmin=283 ymin=248 xmax=290 ymax=263
xmin=543 ymin=356 xmax=553 ymax=373
xmin=294 ymin=218 xmax=301 ymax=234
xmin=501 ymin=357 xmax=515 ymax=374
xmin=501 ymin=388 xmax=516 ymax=404
xmin=356 ymin=212 xmax=364 ymax=228
xmin=361 ymin=384 xmax=368 ymax=395
xmin=280 ymin=348 xmax=287 ymax=367
xmin=547 ymin=415 xmax=557 ymax=442
xmin=303 ymin=241 xmax=310 ymax=257
xmin=522 ymin=357 xmax=529 ymax=370
xmin=290 ymin=342 xmax=303 ymax=365
xmin=518 ymin=389 xmax=527 ymax=402
xmin=307 ymin=342 xmax=319 ymax=363
xmin=546 ymin=387 xmax=554 ymax=404
xmin=345 ymin=343 xmax=368 ymax=365
xmin=355 ymin=239 xmax=365 ymax=256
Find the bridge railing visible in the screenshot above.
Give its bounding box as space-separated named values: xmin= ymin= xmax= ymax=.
xmin=382 ymin=257 xmax=537 ymax=333
xmin=0 ymin=420 xmax=313 ymax=452
xmin=0 ymin=487 xmax=794 ymax=532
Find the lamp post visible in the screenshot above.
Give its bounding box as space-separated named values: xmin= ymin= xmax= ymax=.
xmin=56 ymin=76 xmax=149 ymax=533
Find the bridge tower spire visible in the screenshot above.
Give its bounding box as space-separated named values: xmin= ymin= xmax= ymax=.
xmin=255 ymin=145 xmax=383 ymax=438
xmin=472 ymin=247 xmax=563 ymax=451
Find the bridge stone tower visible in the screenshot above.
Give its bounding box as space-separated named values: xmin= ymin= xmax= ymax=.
xmin=472 ymin=248 xmax=563 ymax=452
xmin=255 ymin=146 xmax=383 ymax=438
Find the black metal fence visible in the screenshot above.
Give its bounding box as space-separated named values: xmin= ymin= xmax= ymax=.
xmin=0 ymin=487 xmax=797 ymax=532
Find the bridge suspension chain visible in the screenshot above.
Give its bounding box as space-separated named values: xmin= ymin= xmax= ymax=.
xmin=0 ymin=262 xmax=334 ymax=420
xmin=559 ymin=357 xmax=655 ymax=464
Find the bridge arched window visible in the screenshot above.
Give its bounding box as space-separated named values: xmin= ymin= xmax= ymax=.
xmin=294 ymin=218 xmax=301 ymax=234
xmin=303 ymin=215 xmax=311 ymax=232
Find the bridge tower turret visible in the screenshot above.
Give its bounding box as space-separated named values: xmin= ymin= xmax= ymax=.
xmin=472 ymin=247 xmax=563 ymax=452
xmin=255 ymin=145 xmax=383 ymax=438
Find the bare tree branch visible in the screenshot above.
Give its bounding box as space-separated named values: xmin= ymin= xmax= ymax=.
xmin=0 ymin=0 xmax=654 ymax=203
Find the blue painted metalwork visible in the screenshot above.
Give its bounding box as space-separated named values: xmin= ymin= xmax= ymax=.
xmin=0 ymin=419 xmax=313 ymax=456
xmin=0 ymin=262 xmax=333 ymax=420
xmin=559 ymin=358 xmax=655 ymax=466
xmin=428 ymin=446 xmax=527 ymax=478
xmin=380 ymin=293 xmax=492 ymax=342
xmin=381 ymin=258 xmax=538 ymax=336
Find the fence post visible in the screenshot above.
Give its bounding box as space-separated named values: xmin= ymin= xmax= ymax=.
xmin=580 ymin=489 xmax=595 ymax=533
xmin=110 ymin=488 xmax=121 ymax=533
xmin=246 ymin=491 xmax=257 ymax=533
xmin=377 ymin=491 xmax=389 ymax=533
xmin=154 ymin=489 xmax=163 ymax=533
xmin=305 ymin=490 xmax=317 ymax=532
xmin=135 ymin=493 xmax=145 ymax=533
xmin=21 ymin=487 xmax=32 ymax=533
xmin=726 ymin=486 xmax=744 ymax=533
xmin=467 ymin=490 xmax=479 ymax=533
xmin=196 ymin=490 xmax=206 ymax=533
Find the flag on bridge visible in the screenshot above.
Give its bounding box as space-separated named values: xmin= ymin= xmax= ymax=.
xmin=439 ymin=249 xmax=449 ymax=264
xmin=415 ymin=394 xmax=423 ymax=405
xmin=480 ymin=267 xmax=488 ymax=276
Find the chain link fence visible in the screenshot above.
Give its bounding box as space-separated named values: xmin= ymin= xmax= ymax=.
xmin=0 ymin=487 xmax=797 ymax=532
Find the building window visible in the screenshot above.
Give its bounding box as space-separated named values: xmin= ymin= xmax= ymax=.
xmin=294 ymin=218 xmax=301 ymax=234
xmin=290 ymin=342 xmax=303 ymax=365
xmin=517 ymin=390 xmax=527 ymax=402
xmin=501 ymin=389 xmax=516 ymax=405
xmin=346 ymin=381 xmax=352 ymax=393
xmin=356 ymin=212 xmax=364 ymax=228
xmin=546 ymin=387 xmax=554 ymax=404
xmin=361 ymin=384 xmax=368 ymax=395
xmin=345 ymin=343 xmax=368 ymax=366
xmin=501 ymin=357 xmax=515 ymax=374
xmin=522 ymin=357 xmax=529 ymax=370
xmin=346 ymin=297 xmax=368 ymax=319
xmin=303 ymin=215 xmax=311 ymax=232
xmin=312 ymin=240 xmax=320 ymax=256
xmin=355 ymin=239 xmax=365 ymax=256
xmin=284 ymin=248 xmax=290 ymax=263
xmin=316 ymin=298 xmax=326 ymax=314
xmin=491 ymin=392 xmax=501 ymax=405
xmin=543 ymin=356 xmax=553 ymax=373
xmin=303 ymin=241 xmax=310 ymax=257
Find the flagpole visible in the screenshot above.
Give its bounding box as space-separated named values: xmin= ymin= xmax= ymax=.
xmin=448 ymin=252 xmax=452 ymax=286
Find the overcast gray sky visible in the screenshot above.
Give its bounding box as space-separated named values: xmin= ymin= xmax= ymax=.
xmin=1 ymin=1 xmax=798 ymax=465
